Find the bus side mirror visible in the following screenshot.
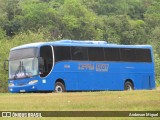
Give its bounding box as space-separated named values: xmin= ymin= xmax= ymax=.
xmin=4 ymin=60 xmax=9 ymax=71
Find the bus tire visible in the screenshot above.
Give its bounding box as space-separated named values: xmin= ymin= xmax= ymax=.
xmin=55 ymin=82 xmax=65 ymax=93
xmin=124 ymin=81 xmax=134 ymax=91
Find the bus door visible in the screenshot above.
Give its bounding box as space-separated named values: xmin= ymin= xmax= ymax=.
xmin=39 ymin=45 xmax=53 ymax=90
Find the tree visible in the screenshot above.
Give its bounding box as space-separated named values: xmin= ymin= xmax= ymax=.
xmin=58 ymin=0 xmax=98 ymax=40
xmin=1 ymin=0 xmax=22 ymax=36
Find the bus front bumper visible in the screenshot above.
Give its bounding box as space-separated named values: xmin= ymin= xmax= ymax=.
xmin=9 ymin=84 xmax=37 ymax=93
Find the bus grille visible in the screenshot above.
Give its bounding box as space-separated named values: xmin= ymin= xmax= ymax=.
xmin=18 ymin=83 xmax=26 ymax=86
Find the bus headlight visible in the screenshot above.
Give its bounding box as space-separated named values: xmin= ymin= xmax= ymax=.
xmin=28 ymin=80 xmax=38 ymax=85
xmin=8 ymin=83 xmax=14 ymax=87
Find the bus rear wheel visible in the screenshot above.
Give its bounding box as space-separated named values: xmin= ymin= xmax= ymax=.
xmin=55 ymin=82 xmax=65 ymax=93
xmin=124 ymin=81 xmax=134 ymax=91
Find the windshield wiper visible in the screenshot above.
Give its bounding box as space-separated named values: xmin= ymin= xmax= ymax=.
xmin=14 ymin=61 xmax=28 ymax=79
xmin=14 ymin=61 xmax=21 ymax=79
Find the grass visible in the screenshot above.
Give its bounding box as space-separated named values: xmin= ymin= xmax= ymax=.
xmin=0 ymin=89 xmax=160 ymax=120
xmin=0 ymin=90 xmax=160 ymax=111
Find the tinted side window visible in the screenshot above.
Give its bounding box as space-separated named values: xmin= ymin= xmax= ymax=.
xmin=53 ymin=46 xmax=71 ymax=62
xmin=88 ymin=47 xmax=104 ymax=61
xmin=120 ymin=48 xmax=136 ymax=62
xmin=136 ymin=49 xmax=152 ymax=62
xmin=71 ymin=47 xmax=88 ymax=60
xmin=104 ymin=48 xmax=120 ymax=61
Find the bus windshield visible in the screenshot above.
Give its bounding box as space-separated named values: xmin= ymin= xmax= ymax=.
xmin=9 ymin=58 xmax=38 ymax=79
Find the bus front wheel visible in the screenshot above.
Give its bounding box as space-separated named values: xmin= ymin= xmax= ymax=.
xmin=55 ymin=82 xmax=65 ymax=93
xmin=124 ymin=81 xmax=134 ymax=91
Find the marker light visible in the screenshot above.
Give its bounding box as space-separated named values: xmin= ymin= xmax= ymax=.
xmin=8 ymin=83 xmax=14 ymax=87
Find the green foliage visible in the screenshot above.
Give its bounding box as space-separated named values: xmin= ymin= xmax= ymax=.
xmin=154 ymin=54 xmax=160 ymax=85
xmin=59 ymin=0 xmax=98 ymax=40
xmin=0 ymin=0 xmax=160 ymax=92
xmin=0 ymin=28 xmax=6 ymax=39
xmin=20 ymin=1 xmax=55 ymax=30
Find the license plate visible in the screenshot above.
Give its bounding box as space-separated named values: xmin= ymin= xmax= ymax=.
xmin=20 ymin=90 xmax=25 ymax=92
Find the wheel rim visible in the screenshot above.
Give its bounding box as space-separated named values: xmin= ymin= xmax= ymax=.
xmin=126 ymin=85 xmax=132 ymax=90
xmin=55 ymin=85 xmax=63 ymax=93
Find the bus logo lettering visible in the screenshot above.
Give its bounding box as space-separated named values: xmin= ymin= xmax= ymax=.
xmin=78 ymin=64 xmax=94 ymax=70
xmin=96 ymin=64 xmax=109 ymax=72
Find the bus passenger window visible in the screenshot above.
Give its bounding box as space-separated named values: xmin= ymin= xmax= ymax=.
xmin=88 ymin=47 xmax=104 ymax=61
xmin=104 ymin=48 xmax=120 ymax=62
xmin=53 ymin=46 xmax=71 ymax=62
xmin=71 ymin=47 xmax=88 ymax=61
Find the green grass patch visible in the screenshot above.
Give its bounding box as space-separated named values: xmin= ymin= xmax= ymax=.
xmin=0 ymin=90 xmax=160 ymax=111
xmin=0 ymin=89 xmax=160 ymax=119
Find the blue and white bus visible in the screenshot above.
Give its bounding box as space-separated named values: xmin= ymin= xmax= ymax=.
xmin=6 ymin=40 xmax=155 ymax=93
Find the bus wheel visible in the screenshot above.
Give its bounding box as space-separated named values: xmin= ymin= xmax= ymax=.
xmin=124 ymin=81 xmax=134 ymax=91
xmin=55 ymin=82 xmax=65 ymax=93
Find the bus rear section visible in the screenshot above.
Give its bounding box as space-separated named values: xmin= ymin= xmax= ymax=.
xmin=51 ymin=44 xmax=155 ymax=91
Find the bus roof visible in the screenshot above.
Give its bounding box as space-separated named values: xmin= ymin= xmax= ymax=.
xmin=11 ymin=40 xmax=152 ymax=51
